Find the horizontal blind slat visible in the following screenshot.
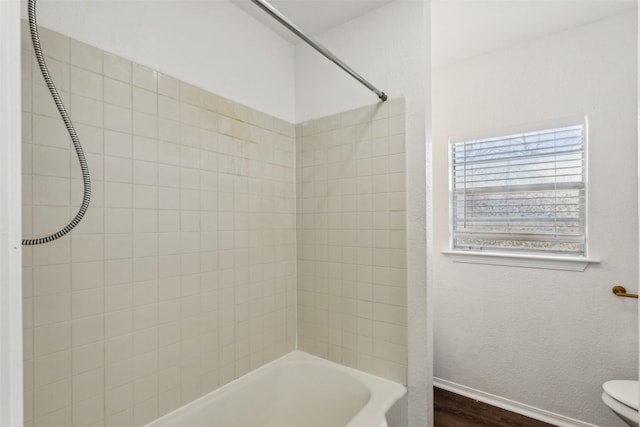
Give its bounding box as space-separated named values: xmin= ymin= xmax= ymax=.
xmin=451 ymin=125 xmax=583 ymax=148
xmin=454 ymin=160 xmax=584 ymax=176
xmin=455 ymin=174 xmax=584 ymax=187
xmin=453 ymin=232 xmax=585 ymax=242
xmin=452 ymin=136 xmax=583 ymax=156
xmin=453 ymin=181 xmax=584 ymax=194
xmin=453 ymin=148 xmax=584 ymax=167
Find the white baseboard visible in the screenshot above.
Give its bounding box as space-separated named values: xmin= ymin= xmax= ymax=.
xmin=433 ymin=378 xmax=600 ymax=427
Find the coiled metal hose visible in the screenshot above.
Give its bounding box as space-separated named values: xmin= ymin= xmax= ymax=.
xmin=24 ymin=0 xmax=91 ymax=246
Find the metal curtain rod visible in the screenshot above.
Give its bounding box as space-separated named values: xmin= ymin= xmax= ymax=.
xmin=249 ymin=0 xmax=388 ymax=102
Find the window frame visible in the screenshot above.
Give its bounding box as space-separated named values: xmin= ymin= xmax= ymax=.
xmin=443 ymin=117 xmax=599 ymax=271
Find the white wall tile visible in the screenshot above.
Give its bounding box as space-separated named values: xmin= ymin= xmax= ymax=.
xmin=72 ymin=394 xmax=104 ymax=426
xmin=72 ymin=315 xmax=104 ymax=346
xmin=158 ymin=74 xmax=179 ymax=99
xmin=105 ymin=357 xmax=133 ymax=392
xmin=72 ymin=342 xmax=104 ymax=375
xmin=34 ymin=378 xmax=71 ymax=418
xmin=133 ymin=210 xmax=158 ymax=233
xmin=34 ymin=263 xmax=71 ymax=296
xmin=33 ymin=56 xmax=70 ymax=93
xmin=104 ymin=156 xmax=132 ymax=183
xmin=32 ymin=85 xmax=68 ymax=121
xmin=105 ymin=335 xmax=133 ymax=366
xmin=70 ymin=40 xmax=102 ymax=73
xmin=36 ymin=27 xmax=70 ymax=63
xmin=72 ymin=289 xmax=104 ymax=319
xmin=133 ymin=257 xmax=158 ymax=282
xmin=25 ymin=27 xmax=297 ymax=427
xmin=105 ymin=77 xmax=132 ymax=108
xmin=296 ymin=104 xmax=406 ymax=383
xmin=33 ymin=145 xmax=70 ymax=178
xmin=133 ymin=140 xmax=157 ymax=162
xmin=34 ymin=322 xmax=71 ymax=358
xmin=103 ymin=133 xmax=131 ymax=163
xmin=105 ymin=383 xmax=132 ymax=416
xmin=71 ymin=66 xmax=103 ymax=101
xmin=71 ymin=235 xmax=104 ymax=263
xmin=104 ymin=182 xmax=133 ymax=208
xmin=105 ymin=259 xmax=133 ymax=287
xmin=103 ymin=52 xmax=131 ymax=83
xmin=105 ymin=104 xmax=132 ymax=134
xmin=133 ymin=112 xmax=157 ymax=138
xmin=33 ymin=175 xmax=70 ymax=206
xmin=106 ymin=407 xmax=133 ymax=427
xmin=72 ymin=368 xmax=104 ymax=402
xmin=133 ymin=87 xmax=157 ymax=115
xmin=31 ymin=115 xmax=65 ymax=149
xmin=104 ymin=208 xmax=132 ymax=234
xmin=132 ymin=185 xmax=157 ymax=210
xmin=34 ymin=351 xmax=71 ymax=388
xmin=71 ymin=94 xmax=103 ymax=127
xmin=33 ymin=293 xmax=71 ymax=326
xmin=132 ymin=64 xmax=157 ymax=91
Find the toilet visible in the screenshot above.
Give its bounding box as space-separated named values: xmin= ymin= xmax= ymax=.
xmin=602 ymin=380 xmax=639 ymax=426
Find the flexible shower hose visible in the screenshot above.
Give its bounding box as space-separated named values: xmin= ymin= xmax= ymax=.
xmin=23 ymin=0 xmax=91 ymax=246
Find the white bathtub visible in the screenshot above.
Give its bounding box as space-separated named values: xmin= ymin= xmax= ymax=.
xmin=146 ymin=351 xmax=406 ymax=427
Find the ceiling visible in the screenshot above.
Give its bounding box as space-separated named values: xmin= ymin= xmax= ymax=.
xmin=230 ymin=0 xmax=636 ymax=69
xmin=229 ymin=0 xmax=394 ymax=44
xmin=432 ymin=0 xmax=638 ymax=68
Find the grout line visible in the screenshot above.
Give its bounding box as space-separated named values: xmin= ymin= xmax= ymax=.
xmin=100 ymin=48 xmax=107 ymax=427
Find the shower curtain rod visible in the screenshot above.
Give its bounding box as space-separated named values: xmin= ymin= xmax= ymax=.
xmin=249 ymin=0 xmax=388 ymax=102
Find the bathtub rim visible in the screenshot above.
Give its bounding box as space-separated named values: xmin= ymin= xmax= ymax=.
xmin=144 ymin=350 xmax=407 ymax=427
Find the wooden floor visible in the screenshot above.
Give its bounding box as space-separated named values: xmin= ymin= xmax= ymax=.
xmin=433 ymin=388 xmax=555 ymax=427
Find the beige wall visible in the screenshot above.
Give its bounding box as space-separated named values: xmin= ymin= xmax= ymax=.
xmin=21 ymin=24 xmax=297 ymax=427
xmin=296 ymin=100 xmax=408 ymax=384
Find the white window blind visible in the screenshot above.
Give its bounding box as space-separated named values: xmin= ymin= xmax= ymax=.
xmin=450 ymin=123 xmax=586 ymax=255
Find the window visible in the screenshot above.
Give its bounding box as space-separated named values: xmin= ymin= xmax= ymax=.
xmin=450 ymin=122 xmax=586 ymax=256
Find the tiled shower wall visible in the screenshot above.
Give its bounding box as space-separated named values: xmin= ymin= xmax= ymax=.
xmin=21 ymin=25 xmax=297 ymax=427
xmin=296 ymin=101 xmax=408 ymax=384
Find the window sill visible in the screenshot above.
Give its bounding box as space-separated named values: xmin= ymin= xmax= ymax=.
xmin=441 ymin=250 xmax=600 ymax=271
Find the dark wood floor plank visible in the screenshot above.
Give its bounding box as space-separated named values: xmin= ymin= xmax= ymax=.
xmin=434 ymin=387 xmax=555 ymax=427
